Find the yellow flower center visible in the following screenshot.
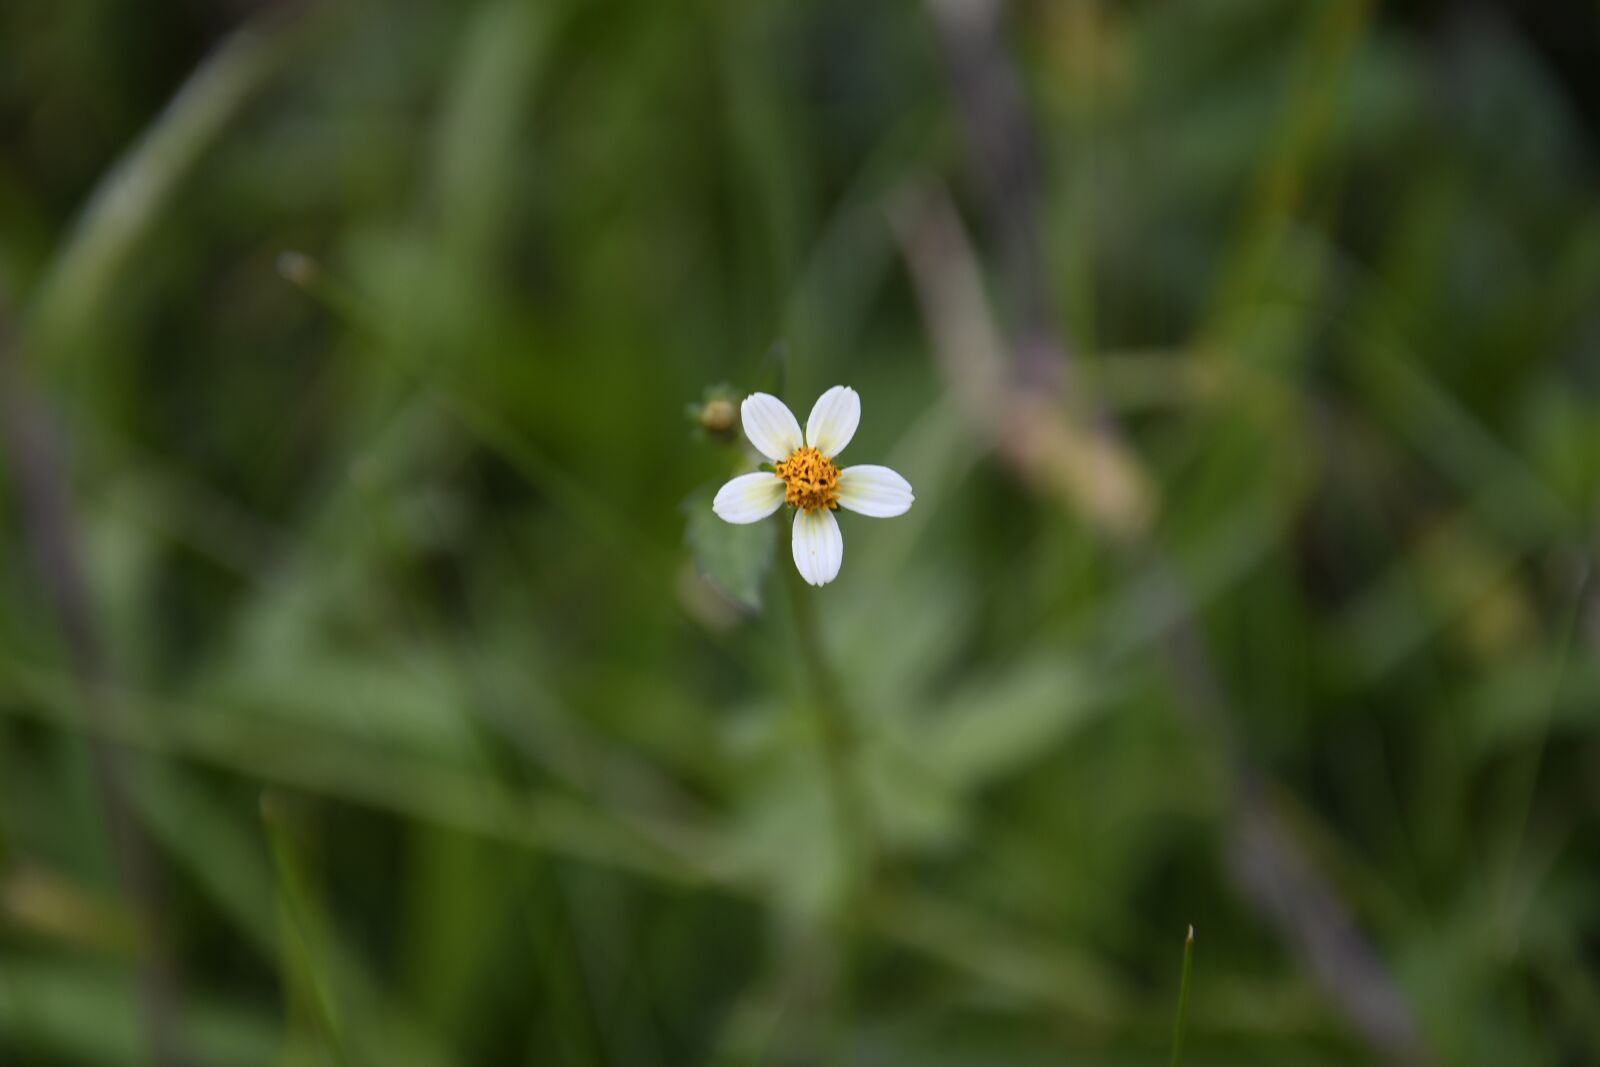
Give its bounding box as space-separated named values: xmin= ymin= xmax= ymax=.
xmin=775 ymin=447 xmax=840 ymax=512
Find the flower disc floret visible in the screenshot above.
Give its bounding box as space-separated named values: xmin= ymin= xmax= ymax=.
xmin=775 ymin=447 xmax=840 ymax=512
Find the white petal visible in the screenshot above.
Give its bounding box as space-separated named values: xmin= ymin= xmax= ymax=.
xmin=804 ymin=385 xmax=860 ymax=458
xmin=791 ymin=508 xmax=843 ymax=586
xmin=712 ymin=472 xmax=786 ymax=524
xmin=741 ymin=393 xmax=803 ymax=462
xmin=836 ymin=465 xmax=914 ymax=518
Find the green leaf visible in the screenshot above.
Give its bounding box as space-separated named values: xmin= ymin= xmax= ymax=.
xmin=922 ymin=658 xmax=1108 ymax=789
xmin=682 ymin=486 xmax=777 ymax=611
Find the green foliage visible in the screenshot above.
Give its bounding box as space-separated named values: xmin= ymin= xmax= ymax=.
xmin=2 ymin=0 xmax=1600 ymax=1065
xmin=682 ymin=485 xmax=778 ymax=612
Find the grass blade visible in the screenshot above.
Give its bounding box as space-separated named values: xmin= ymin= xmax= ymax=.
xmin=1170 ymin=925 xmax=1194 ymax=1067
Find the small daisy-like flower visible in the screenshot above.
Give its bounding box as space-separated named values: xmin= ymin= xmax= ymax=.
xmin=712 ymin=385 xmax=914 ymax=586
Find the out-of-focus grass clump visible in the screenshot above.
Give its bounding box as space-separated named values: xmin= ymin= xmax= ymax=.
xmin=3 ymin=1 xmax=1600 ymax=1064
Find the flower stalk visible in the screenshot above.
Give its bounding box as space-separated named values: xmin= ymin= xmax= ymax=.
xmin=783 ymin=559 xmax=872 ymax=897
xmin=782 ymin=555 xmax=874 ymax=1054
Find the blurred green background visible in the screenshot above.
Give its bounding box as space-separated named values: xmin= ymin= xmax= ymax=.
xmin=3 ymin=0 xmax=1600 ymax=1064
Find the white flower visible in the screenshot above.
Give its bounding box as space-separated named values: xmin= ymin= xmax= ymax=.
xmin=712 ymin=385 xmax=914 ymax=586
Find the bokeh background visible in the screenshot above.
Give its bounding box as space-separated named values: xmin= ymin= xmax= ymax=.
xmin=3 ymin=0 xmax=1600 ymax=1064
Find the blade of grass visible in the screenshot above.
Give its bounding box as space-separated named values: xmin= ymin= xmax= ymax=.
xmin=0 ymin=657 xmax=725 ymax=887
xmin=1170 ymin=925 xmax=1194 ymax=1067
xmin=261 ymin=793 xmax=351 ymax=1067
xmin=28 ymin=4 xmax=326 ymax=358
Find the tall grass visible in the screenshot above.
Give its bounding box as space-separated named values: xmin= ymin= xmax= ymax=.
xmin=2 ymin=1 xmax=1599 ymax=1064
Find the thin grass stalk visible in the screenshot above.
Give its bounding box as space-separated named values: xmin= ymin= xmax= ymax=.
xmin=1170 ymin=925 xmax=1195 ymax=1067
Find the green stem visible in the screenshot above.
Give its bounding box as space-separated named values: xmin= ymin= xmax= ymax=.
xmin=783 ymin=558 xmax=872 ymax=890
xmin=782 ymin=551 xmax=874 ymax=1067
xmin=1169 ymin=924 xmax=1195 ymax=1067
